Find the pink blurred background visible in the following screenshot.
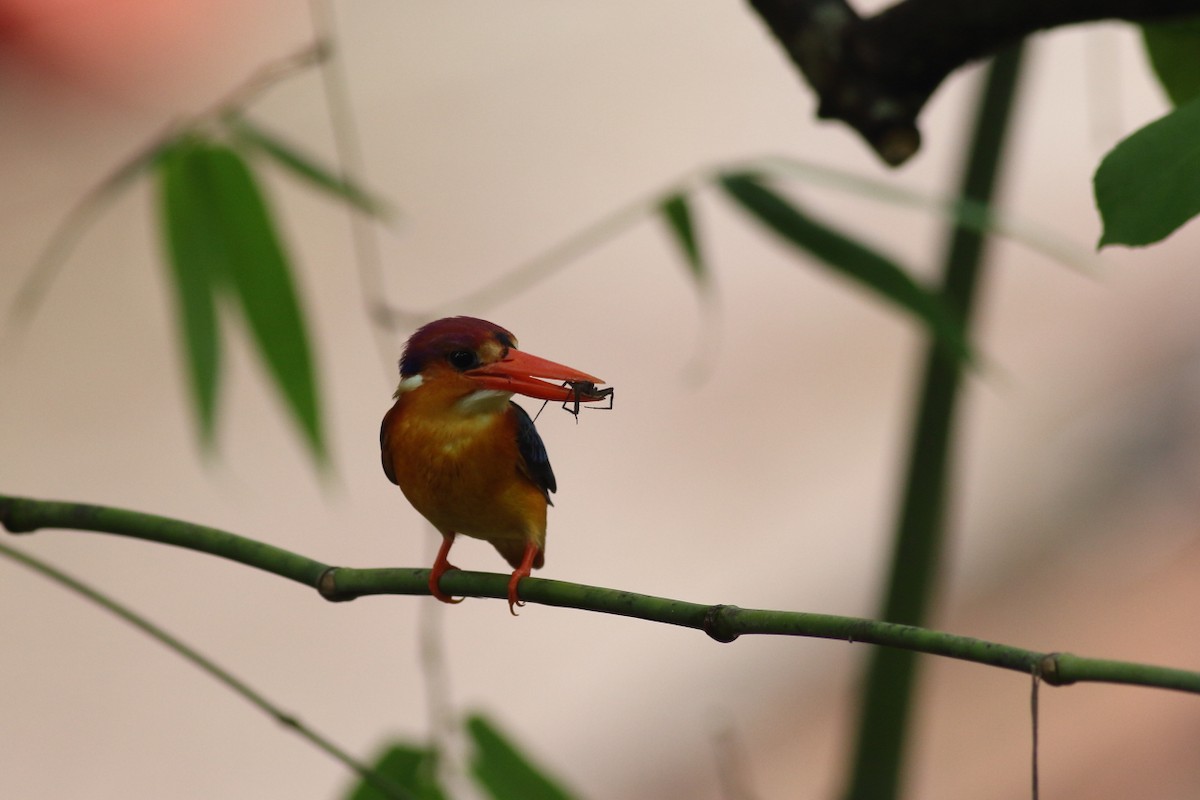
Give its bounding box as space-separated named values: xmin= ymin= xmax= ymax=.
xmin=2 ymin=2 xmax=1199 ymax=798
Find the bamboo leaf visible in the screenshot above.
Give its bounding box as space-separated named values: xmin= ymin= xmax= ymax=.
xmin=190 ymin=142 xmax=327 ymax=464
xmin=229 ymin=115 xmax=393 ymax=218
xmin=1141 ymin=18 xmax=1200 ymax=106
xmin=1094 ymin=94 xmax=1200 ymax=248
xmin=467 ymin=714 xmax=577 ymax=800
xmin=659 ymin=193 xmax=707 ymax=286
xmin=752 ymin=154 xmax=1099 ymax=274
xmin=719 ymin=172 xmax=969 ymax=361
xmin=344 ymin=743 xmax=446 ymax=800
xmin=157 ymin=138 xmax=223 ymax=447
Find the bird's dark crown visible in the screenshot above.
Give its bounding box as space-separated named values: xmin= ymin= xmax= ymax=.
xmin=399 ymin=316 xmax=516 ymax=377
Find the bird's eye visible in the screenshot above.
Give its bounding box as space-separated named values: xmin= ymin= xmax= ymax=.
xmin=447 ymin=349 xmax=478 ymax=370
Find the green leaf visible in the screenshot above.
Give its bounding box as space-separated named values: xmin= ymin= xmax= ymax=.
xmin=719 ymin=172 xmax=970 ymax=361
xmin=1094 ymin=93 xmax=1200 ymax=248
xmin=229 ymin=115 xmax=394 ymax=218
xmin=659 ymin=193 xmax=707 ymax=286
xmin=1141 ymin=18 xmax=1200 ymax=106
xmin=344 ymin=743 xmax=446 ymax=800
xmin=752 ymin=154 xmax=1099 ymax=275
xmin=157 ymin=138 xmax=223 ymax=446
xmin=467 ymin=714 xmax=578 ymax=800
xmin=188 ymin=141 xmax=327 ymax=464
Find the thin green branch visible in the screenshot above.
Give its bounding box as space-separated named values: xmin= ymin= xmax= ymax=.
xmin=3 ymin=493 xmax=1199 ymax=696
xmin=0 ymin=496 xmax=329 ymax=584
xmin=3 ymin=43 xmax=326 ymax=341
xmin=1031 ymin=672 xmax=1041 ymax=800
xmin=423 ymin=171 xmax=702 ymax=319
xmin=304 ymin=0 xmax=403 ymax=384
xmin=0 ymin=540 xmax=416 ymax=800
xmin=2 ymin=143 xmax=161 ymax=346
xmin=371 ymin=150 xmax=1090 ymax=328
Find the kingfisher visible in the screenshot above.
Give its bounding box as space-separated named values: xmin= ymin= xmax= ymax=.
xmin=380 ymin=316 xmax=608 ymax=614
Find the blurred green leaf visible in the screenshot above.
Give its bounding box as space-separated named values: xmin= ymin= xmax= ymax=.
xmin=1141 ymin=18 xmax=1200 ymax=106
xmin=467 ymin=714 xmax=578 ymax=800
xmin=659 ymin=193 xmax=707 ymax=286
xmin=719 ymin=172 xmax=970 ymax=361
xmin=1094 ymin=94 xmax=1200 ymax=248
xmin=157 ymin=138 xmax=223 ymax=447
xmin=188 ymin=141 xmax=327 ymax=464
xmin=344 ymin=743 xmax=445 ymax=800
xmin=753 ymin=154 xmax=1098 ymax=275
xmin=230 ymin=115 xmax=393 ymax=218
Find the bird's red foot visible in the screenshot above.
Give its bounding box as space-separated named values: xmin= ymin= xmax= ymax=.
xmin=506 ymin=541 xmax=541 ymax=616
xmin=429 ymin=532 xmax=463 ymax=604
xmin=506 ymin=568 xmax=529 ymax=616
xmin=429 ymin=562 xmax=463 ymax=604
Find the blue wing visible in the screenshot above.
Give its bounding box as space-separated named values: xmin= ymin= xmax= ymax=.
xmin=380 ymin=403 xmax=398 ymax=485
xmin=510 ymin=401 xmax=556 ymax=503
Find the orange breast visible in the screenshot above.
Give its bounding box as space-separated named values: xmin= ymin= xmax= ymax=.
xmin=382 ymin=386 xmax=548 ymax=569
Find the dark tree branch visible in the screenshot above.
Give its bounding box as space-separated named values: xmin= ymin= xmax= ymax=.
xmin=747 ymin=0 xmax=1200 ymax=164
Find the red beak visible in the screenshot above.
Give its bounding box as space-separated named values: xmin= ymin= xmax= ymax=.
xmin=466 ymin=349 xmax=607 ymax=403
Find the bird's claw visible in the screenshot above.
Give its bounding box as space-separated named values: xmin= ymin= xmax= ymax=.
xmin=429 ymin=563 xmax=464 ymax=604
xmin=507 ymin=570 xmax=529 ymax=616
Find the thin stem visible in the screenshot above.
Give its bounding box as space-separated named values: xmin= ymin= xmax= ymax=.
xmin=421 ymin=171 xmax=704 ymax=318
xmin=305 ymin=0 xmax=401 ymax=381
xmin=1031 ymin=670 xmax=1041 ymax=800
xmin=373 ymin=149 xmax=1088 ymax=327
xmin=3 ymin=142 xmax=163 ymax=346
xmin=4 ymin=493 xmax=1199 ymax=697
xmin=0 ymin=541 xmax=415 ymax=800
xmin=0 ymin=496 xmax=331 ymax=583
xmin=418 ymin=528 xmax=466 ymax=795
xmin=841 ymin=44 xmax=1027 ymax=800
xmin=3 ymin=42 xmax=326 ymax=341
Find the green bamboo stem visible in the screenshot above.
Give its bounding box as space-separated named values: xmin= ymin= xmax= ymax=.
xmin=0 ymin=495 xmax=329 ymax=585
xmin=842 ymin=44 xmax=1028 ymax=800
xmin=4 ymin=492 xmax=1198 ymax=696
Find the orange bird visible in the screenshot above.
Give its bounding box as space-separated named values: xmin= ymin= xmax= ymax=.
xmin=380 ymin=317 xmax=607 ymax=613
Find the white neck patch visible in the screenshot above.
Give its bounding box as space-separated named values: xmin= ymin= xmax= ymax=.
xmin=393 ymin=374 xmax=424 ymax=397
xmin=456 ymin=389 xmax=512 ymax=414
